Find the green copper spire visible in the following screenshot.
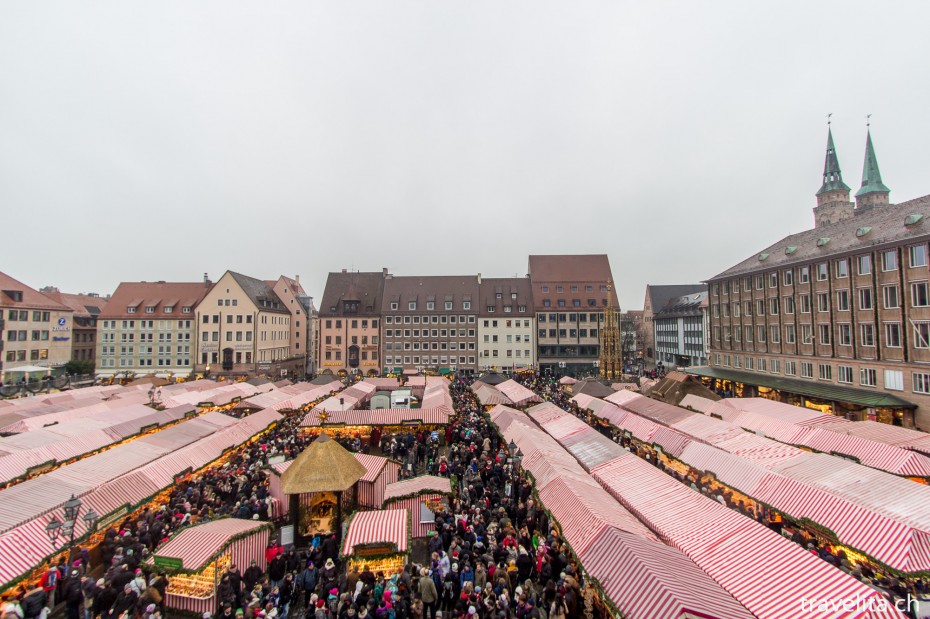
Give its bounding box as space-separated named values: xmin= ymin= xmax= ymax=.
xmin=817 ymin=126 xmax=850 ymax=196
xmin=856 ymin=129 xmax=890 ymax=198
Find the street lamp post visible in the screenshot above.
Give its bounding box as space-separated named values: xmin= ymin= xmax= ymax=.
xmin=45 ymin=495 xmax=98 ymax=561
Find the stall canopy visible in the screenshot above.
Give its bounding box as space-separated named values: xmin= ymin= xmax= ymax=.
xmin=486 ymin=405 xmax=753 ymax=619
xmin=558 ymin=376 xmax=577 ymax=385
xmin=583 ymin=392 xmax=930 ymax=574
xmin=151 ymin=519 xmax=272 ymax=572
xmin=299 ymin=408 xmax=451 ymax=428
xmin=528 ymin=404 xmax=903 ymax=619
xmin=342 ymin=509 xmax=409 ymax=556
xmin=494 ymin=380 xmax=542 ymax=407
xmin=473 ymin=384 xmax=513 ymax=407
xmin=281 ymin=433 xmax=366 ymax=494
xmin=383 ymin=476 xmax=451 ymax=503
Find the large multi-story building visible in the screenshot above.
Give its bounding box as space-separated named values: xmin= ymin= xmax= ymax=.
xmin=528 ymin=255 xmax=619 ymax=376
xmin=0 ymin=272 xmax=74 ymax=377
xmin=96 ymin=280 xmax=208 ymax=377
xmin=699 ymin=126 xmax=930 ymax=429
xmin=653 ymin=290 xmax=708 ymax=368
xmin=642 ymin=284 xmax=705 ymax=368
xmin=477 ymin=277 xmax=535 ymax=371
xmin=317 ymin=270 xmax=387 ymax=376
xmin=382 ymin=275 xmax=479 ymax=374
xmin=42 ymin=290 xmax=107 ymax=366
xmin=194 ymin=271 xmax=303 ymax=377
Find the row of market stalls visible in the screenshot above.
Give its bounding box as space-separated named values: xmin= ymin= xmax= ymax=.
xmin=519 ymin=401 xmax=904 ymax=619
xmin=572 ymin=389 xmax=930 ymax=576
xmin=0 ymin=407 xmax=283 ymax=592
xmin=485 ymin=404 xmax=756 ymax=619
xmin=682 ymin=394 xmax=930 ymax=464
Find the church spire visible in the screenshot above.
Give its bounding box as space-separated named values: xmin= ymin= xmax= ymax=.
xmin=817 ymin=125 xmax=850 ymax=197
xmin=855 ymin=122 xmax=890 ymax=209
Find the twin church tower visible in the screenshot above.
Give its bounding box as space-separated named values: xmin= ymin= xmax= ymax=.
xmin=813 ymin=122 xmax=891 ymax=228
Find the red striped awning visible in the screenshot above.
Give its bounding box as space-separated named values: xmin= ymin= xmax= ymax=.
xmin=495 ymin=380 xmax=542 ymax=407
xmin=342 ymin=509 xmax=408 ymax=555
xmin=300 ymin=407 xmax=451 ymax=427
xmin=384 ymin=475 xmax=451 ymax=502
xmin=152 ymin=519 xmax=270 ymax=571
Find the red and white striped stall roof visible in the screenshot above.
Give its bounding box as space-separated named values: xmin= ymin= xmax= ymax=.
xmin=342 ymin=509 xmax=409 ymax=555
xmin=580 ymin=528 xmax=753 ymax=619
xmin=300 ymin=408 xmax=451 ymax=428
xmin=474 ymin=385 xmax=513 ymax=407
xmin=384 ymin=476 xmax=451 ymax=502
xmin=489 ymin=406 xmax=753 ymax=619
xmin=269 ymin=453 xmax=394 ymax=484
xmin=152 ymin=519 xmax=270 ymax=571
xmin=529 ymin=406 xmax=904 ymax=618
xmin=495 ymin=380 xmax=542 ymax=407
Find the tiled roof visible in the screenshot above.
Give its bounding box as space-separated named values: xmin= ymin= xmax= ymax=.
xmin=319 ymin=271 xmax=386 ymax=317
xmin=645 ymin=284 xmax=705 ymax=313
xmin=527 ymin=255 xmax=618 ymax=310
xmin=228 ymin=272 xmax=290 ymax=314
xmin=42 ymin=292 xmax=108 ymax=317
xmin=478 ymin=277 xmax=533 ymax=316
xmin=0 ymin=272 xmax=72 ymax=311
xmin=100 ymin=281 xmax=209 ymax=319
xmin=381 ymin=276 xmax=479 ymax=312
xmin=709 ymin=194 xmax=930 ymax=281
xmin=655 ymin=291 xmax=708 ymax=318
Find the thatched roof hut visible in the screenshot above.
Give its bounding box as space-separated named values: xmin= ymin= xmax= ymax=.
xmin=281 ymin=433 xmax=366 ymax=494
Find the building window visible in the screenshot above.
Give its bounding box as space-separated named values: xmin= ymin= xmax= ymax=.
xmin=838 ymin=323 xmax=851 ymax=346
xmin=801 ymin=361 xmax=813 ymax=378
xmin=860 ymin=323 xmax=875 ymax=347
xmin=835 ymin=259 xmax=849 ymax=278
xmin=817 ymin=293 xmax=829 ymax=312
xmin=744 ymin=325 xmax=752 ymax=342
xmin=857 ymin=254 xmax=872 ymax=275
xmin=769 ymin=325 xmax=780 ymax=343
xmin=816 ymin=263 xmax=828 ymax=281
xmin=769 ymin=298 xmax=779 ymax=315
xmin=744 ymin=357 xmax=754 ymax=370
xmin=885 ymin=369 xmax=904 ymax=391
xmin=885 ymin=322 xmax=902 ymax=347
xmin=756 ymin=300 xmax=765 ymax=316
xmin=783 ymin=297 xmax=794 ymax=314
xmin=783 ymin=270 xmax=793 ymax=286
xmin=910 ymin=244 xmax=928 ymax=267
xmin=799 ymin=294 xmax=811 ymax=313
xmin=785 ymin=360 xmax=796 ymax=376
xmin=785 ymin=324 xmax=796 ymax=344
xmin=769 ymin=272 xmax=778 ymax=288
xmin=799 ymin=266 xmax=810 ymax=284
xmin=819 ymin=324 xmax=831 ymax=345
xmin=914 ymin=321 xmax=930 ymax=348
xmin=860 ymin=368 xmax=877 ymax=387
xmin=818 ymin=364 xmax=832 ymax=381
xmin=911 ymin=282 xmax=929 ymax=307
xmin=883 ymin=285 xmax=900 ymax=309
xmin=837 ymin=365 xmax=853 ymax=384
xmin=756 ymin=326 xmax=766 ymax=343
xmin=858 ymin=288 xmax=873 ymax=310
xmin=836 ymin=290 xmax=850 ymax=311
xmin=914 ymin=372 xmax=930 ymax=394
xmin=882 ymin=250 xmax=897 ymax=271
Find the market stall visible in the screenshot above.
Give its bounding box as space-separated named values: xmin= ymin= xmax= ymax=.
xmin=383 ymin=475 xmax=451 ymax=538
xmin=341 ymin=509 xmax=409 ymax=576
xmin=267 ymin=452 xmax=399 ymax=518
xmin=149 ymin=519 xmax=272 ymax=616
xmin=280 ymin=434 xmax=366 ymax=543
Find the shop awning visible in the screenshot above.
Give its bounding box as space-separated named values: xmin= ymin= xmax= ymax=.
xmin=687 ymin=366 xmax=916 ymax=408
xmin=342 ymin=509 xmax=409 ymax=555
xmin=150 ymin=519 xmax=271 ymax=572
xmin=438 ymin=367 xmax=451 ymax=375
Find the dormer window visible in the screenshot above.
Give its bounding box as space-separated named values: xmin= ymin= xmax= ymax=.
xmin=182 ymin=306 xmax=192 ymax=314
xmin=427 ymin=302 xmax=435 ymax=310
xmin=2 ymin=290 xmax=23 ymax=302
xmin=496 ymin=293 xmax=502 ymax=299
xmin=463 ymin=301 xmax=471 ymax=310
xmin=444 ymin=301 xmax=453 ymax=310
xmin=390 ymin=303 xmax=398 ymax=311
xmin=408 ymin=302 xmax=416 ymax=310
xmin=127 ymin=307 xmax=136 ymax=313
xmin=145 ymin=306 xmax=155 ymax=313
xmin=343 ymin=301 xmax=359 ymax=314
xmin=164 ymin=306 xmax=174 ymax=314
xmin=511 ymin=293 xmax=517 ymax=299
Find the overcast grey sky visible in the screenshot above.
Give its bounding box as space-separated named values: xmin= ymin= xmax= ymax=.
xmin=2 ymin=1 xmax=928 ymax=309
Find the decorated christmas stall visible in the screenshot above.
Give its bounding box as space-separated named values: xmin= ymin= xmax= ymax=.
xmin=267 ymin=449 xmax=399 ymax=521
xmin=341 ymin=509 xmax=409 ymax=576
xmin=382 ymin=475 xmax=451 ymax=538
xmin=149 ymin=519 xmax=272 ymax=616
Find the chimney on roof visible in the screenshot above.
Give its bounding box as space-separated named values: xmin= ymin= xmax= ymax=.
xmin=342 ymin=268 xmax=347 ymax=273
xmin=477 ymin=273 xmax=481 ymax=284
xmin=203 ymin=273 xmax=211 ymax=287
xmin=295 ymin=274 xmax=300 ymax=284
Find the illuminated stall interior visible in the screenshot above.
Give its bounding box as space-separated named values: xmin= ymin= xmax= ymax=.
xmin=280 ymin=433 xmax=366 ymax=544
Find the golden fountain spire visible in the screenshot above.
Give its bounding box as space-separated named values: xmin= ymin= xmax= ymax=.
xmin=598 ymin=281 xmax=623 ymax=381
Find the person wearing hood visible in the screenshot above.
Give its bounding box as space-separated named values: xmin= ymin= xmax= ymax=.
xmin=112 ymin=584 xmax=138 ymax=619
xmin=320 ymin=558 xmax=338 ymax=594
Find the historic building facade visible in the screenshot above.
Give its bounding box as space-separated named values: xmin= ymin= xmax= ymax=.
xmin=96 ymin=280 xmax=207 ymax=377
xmin=653 ymin=290 xmax=709 ymax=368
xmin=317 ymin=270 xmax=387 ymax=376
xmin=476 ymin=277 xmax=536 ymax=372
xmin=0 ymin=272 xmax=73 ymax=376
xmin=701 ymin=126 xmax=930 ymax=429
xmin=528 ymin=255 xmax=620 ymax=377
